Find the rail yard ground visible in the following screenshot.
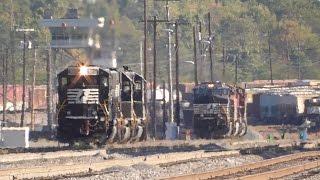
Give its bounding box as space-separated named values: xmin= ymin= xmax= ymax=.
xmin=1 ymin=123 xmax=319 ymax=179
xmin=1 ymin=124 xmax=319 ymax=179
xmin=1 ymin=135 xmax=320 ymax=179
xmin=25 ymin=124 xmax=319 ymax=148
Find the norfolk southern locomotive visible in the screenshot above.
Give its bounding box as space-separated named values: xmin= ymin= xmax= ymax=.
xmin=193 ymin=82 xmax=247 ymax=138
xmin=56 ymin=64 xmax=146 ymax=143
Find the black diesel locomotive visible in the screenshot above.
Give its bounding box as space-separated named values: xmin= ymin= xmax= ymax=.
xmin=57 ymin=64 xmax=146 ymax=143
xmin=193 ymin=82 xmax=247 ymax=138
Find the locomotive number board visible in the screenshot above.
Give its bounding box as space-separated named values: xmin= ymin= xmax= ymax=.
xmin=193 ymin=103 xmax=219 ymax=114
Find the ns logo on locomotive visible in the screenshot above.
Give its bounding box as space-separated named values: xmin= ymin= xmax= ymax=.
xmin=56 ymin=63 xmax=146 ymax=144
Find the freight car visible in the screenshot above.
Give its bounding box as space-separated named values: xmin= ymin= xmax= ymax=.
xmin=193 ymin=82 xmax=247 ymax=138
xmin=56 ymin=64 xmax=146 ymax=144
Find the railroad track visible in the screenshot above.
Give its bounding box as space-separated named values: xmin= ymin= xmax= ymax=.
xmin=164 ymin=151 xmax=320 ymax=180
xmin=0 ymin=150 xmax=239 ymax=179
xmin=0 ymin=139 xmax=303 ymax=165
xmin=0 ymin=139 xmax=222 ymax=155
xmin=0 ymin=139 xmax=302 ymax=155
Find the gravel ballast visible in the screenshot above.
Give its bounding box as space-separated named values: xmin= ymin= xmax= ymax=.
xmin=64 ymin=155 xmax=263 ymax=180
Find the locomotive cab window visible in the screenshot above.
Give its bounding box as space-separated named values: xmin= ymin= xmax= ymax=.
xmin=223 ymin=89 xmax=229 ymax=95
xmin=134 ymin=80 xmax=143 ymax=101
xmin=123 ymin=81 xmax=131 ymax=92
xmin=69 ymin=75 xmax=98 ymax=88
xmin=61 ymin=77 xmax=67 ymax=87
xmin=99 ymin=76 xmax=109 ymax=101
xmin=58 ymin=76 xmax=68 ymax=91
xmin=101 ymin=77 xmax=109 ymax=87
xmin=134 ymin=81 xmax=142 ymax=90
xmin=122 ymin=81 xmax=131 ymax=101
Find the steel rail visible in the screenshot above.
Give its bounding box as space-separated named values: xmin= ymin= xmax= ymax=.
xmin=164 ymin=151 xmax=320 ymax=180
xmin=0 ymin=139 xmax=303 ymax=156
xmin=240 ymin=159 xmax=320 ymax=180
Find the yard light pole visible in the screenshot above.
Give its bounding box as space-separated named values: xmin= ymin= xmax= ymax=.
xmin=16 ymin=28 xmax=34 ymax=127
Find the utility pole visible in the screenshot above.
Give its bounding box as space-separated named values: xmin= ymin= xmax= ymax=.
xmin=5 ymin=48 xmax=8 ymax=122
xmin=140 ymin=40 xmax=143 ymax=74
xmin=268 ymin=30 xmax=273 ymax=85
xmin=222 ymin=42 xmax=226 ymax=78
xmin=193 ymin=26 xmax=198 ymax=85
xmin=2 ymin=49 xmax=4 ymax=122
xmin=30 ymin=46 xmax=37 ymax=131
xmin=156 ymin=0 xmax=179 ymax=140
xmin=46 ymin=48 xmax=53 ymax=130
xmin=143 ymin=0 xmax=148 ymax=140
xmin=160 ymin=0 xmax=174 ymax=126
xmin=140 ymin=17 xmax=168 ymax=138
xmin=21 ymin=32 xmax=26 ymax=127
xmin=11 ymin=31 xmax=17 ymax=120
xmin=198 ymin=20 xmax=203 ymax=83
xmin=208 ymin=12 xmax=214 ymax=81
xmin=152 ymin=16 xmax=157 ymax=138
xmin=298 ymin=58 xmax=301 ymax=80
xmin=174 ymin=22 xmax=180 ymax=132
xmin=10 ymin=0 xmax=17 ymax=120
xmin=16 ymin=28 xmax=34 ymax=127
xmin=167 ymin=27 xmax=174 ymax=125
xmin=143 ymin=0 xmax=147 ymax=79
xmin=298 ymin=42 xmax=301 ymax=80
xmin=162 ymin=81 xmax=166 ymax=138
xmin=2 ymin=47 xmax=8 ymax=124
xmin=234 ymin=54 xmax=238 ymax=84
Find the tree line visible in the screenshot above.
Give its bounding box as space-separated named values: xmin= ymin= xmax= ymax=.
xmin=0 ymin=0 xmax=319 ymax=84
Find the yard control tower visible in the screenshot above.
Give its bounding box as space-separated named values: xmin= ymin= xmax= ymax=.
xmin=40 ymin=8 xmax=104 ymax=49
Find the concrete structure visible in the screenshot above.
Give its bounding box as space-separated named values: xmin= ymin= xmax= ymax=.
xmin=0 ymin=127 xmax=29 ymax=148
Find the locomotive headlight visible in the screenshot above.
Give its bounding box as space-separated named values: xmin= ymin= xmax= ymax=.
xmin=79 ymin=66 xmax=88 ymax=76
xmin=66 ymin=111 xmax=71 ymax=115
xmin=208 ymin=84 xmax=214 ymax=88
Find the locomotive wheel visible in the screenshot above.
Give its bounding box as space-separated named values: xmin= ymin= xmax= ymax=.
xmin=108 ymin=126 xmax=117 ymax=143
xmin=117 ymin=126 xmax=131 ymax=143
xmin=130 ymin=125 xmax=137 ymax=142
xmin=238 ymin=121 xmax=247 ymax=137
xmin=139 ymin=125 xmax=147 ymax=141
xmin=123 ymin=126 xmax=131 ymax=142
xmin=226 ymin=122 xmax=233 ymax=137
xmin=233 ymin=122 xmax=240 ymax=136
xmin=131 ymin=125 xmax=143 ymax=142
